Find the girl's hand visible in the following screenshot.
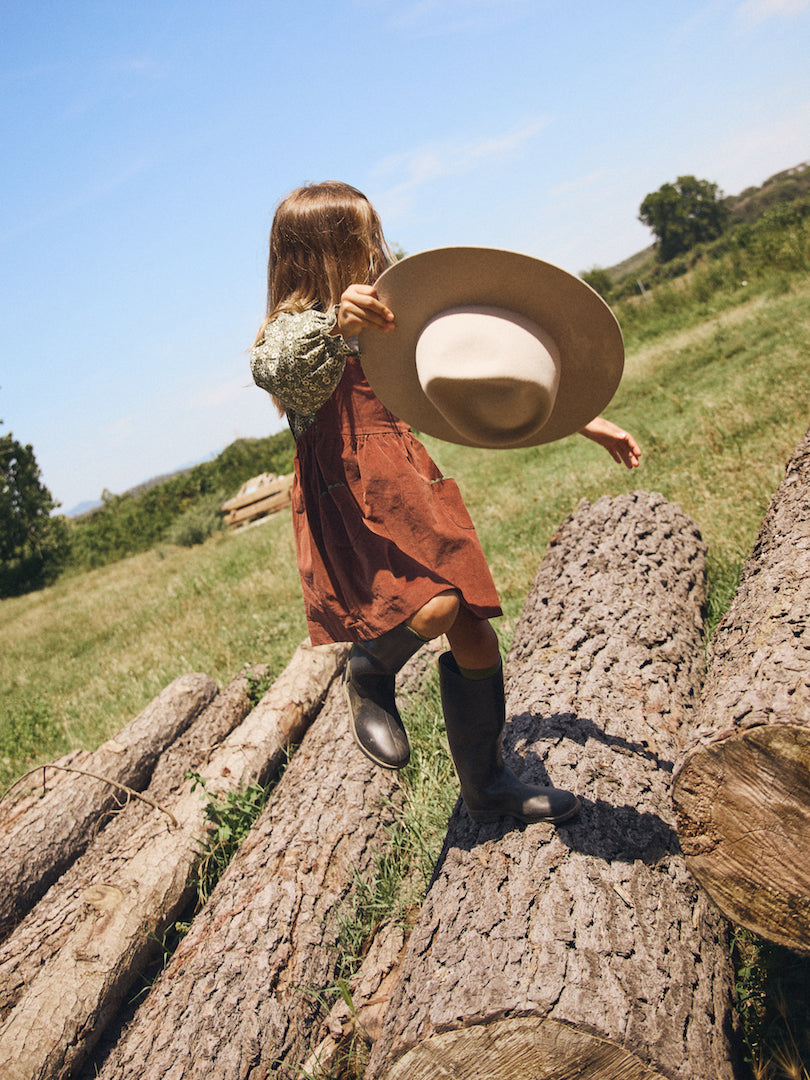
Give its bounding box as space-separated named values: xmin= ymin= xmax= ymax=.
xmin=333 ymin=284 xmax=395 ymax=338
xmin=579 ymin=416 xmax=641 ymax=469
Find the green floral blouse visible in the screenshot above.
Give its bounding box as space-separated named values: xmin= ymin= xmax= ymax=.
xmin=250 ymin=308 xmax=355 ymax=439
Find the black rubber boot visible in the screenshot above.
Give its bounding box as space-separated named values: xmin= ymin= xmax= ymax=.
xmin=438 ymin=652 xmax=580 ymax=824
xmin=344 ymin=624 xmax=426 ymax=769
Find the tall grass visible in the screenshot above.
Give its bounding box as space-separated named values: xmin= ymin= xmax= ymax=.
xmin=0 ymin=510 xmax=306 ymax=789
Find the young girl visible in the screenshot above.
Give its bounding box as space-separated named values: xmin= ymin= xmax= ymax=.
xmin=251 ymin=181 xmax=640 ymax=826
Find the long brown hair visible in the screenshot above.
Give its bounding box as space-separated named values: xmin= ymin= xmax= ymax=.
xmin=256 ymin=181 xmax=390 ymax=337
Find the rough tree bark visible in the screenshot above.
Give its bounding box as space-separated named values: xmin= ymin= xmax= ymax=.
xmin=91 ymin=652 xmax=419 ymax=1080
xmin=366 ymin=492 xmax=742 ymax=1080
xmin=0 ymin=643 xmax=345 ymax=1080
xmin=673 ymin=428 xmax=810 ymax=954
xmin=0 ymin=673 xmax=217 ymax=942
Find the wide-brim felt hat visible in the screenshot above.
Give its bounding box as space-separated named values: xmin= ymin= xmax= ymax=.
xmin=359 ymin=246 xmax=624 ymax=449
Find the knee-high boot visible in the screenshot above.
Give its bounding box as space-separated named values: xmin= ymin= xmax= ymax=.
xmin=438 ymin=651 xmax=580 ymax=824
xmin=344 ymin=624 xmax=426 ymax=769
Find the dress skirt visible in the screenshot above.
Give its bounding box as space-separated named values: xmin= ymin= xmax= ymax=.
xmin=292 ymin=354 xmax=502 ymax=645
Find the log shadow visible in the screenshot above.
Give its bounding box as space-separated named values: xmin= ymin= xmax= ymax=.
xmin=507 ymin=709 xmax=676 ymax=773
xmin=442 ymin=796 xmax=678 ymax=868
xmin=433 ymin=707 xmax=679 ymax=874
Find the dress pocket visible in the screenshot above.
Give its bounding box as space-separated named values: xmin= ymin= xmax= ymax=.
xmin=429 ymin=476 xmax=476 ymax=531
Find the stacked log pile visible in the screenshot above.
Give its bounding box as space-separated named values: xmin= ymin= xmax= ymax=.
xmin=0 ymin=668 xmax=261 ymax=1021
xmin=0 ymin=673 xmax=218 ymax=941
xmin=88 ymin=663 xmax=409 ymax=1080
xmin=6 ymin=462 xmax=808 ymax=1077
xmin=0 ymin=643 xmax=349 ymax=1080
xmin=673 ymin=427 xmax=810 ymax=954
xmin=364 ymin=492 xmax=742 ymax=1080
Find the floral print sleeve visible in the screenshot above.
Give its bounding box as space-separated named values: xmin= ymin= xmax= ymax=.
xmin=250 ymin=308 xmax=354 ymax=437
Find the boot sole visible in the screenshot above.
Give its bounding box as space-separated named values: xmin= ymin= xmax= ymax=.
xmin=468 ymin=795 xmax=581 ymax=825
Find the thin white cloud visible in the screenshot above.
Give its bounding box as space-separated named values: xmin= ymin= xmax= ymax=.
xmin=100 ymin=414 xmax=138 ymax=443
xmin=0 ymin=156 xmax=152 ymax=245
xmin=737 ymin=0 xmax=810 ymax=22
xmin=373 ymin=119 xmax=550 ymax=216
xmin=104 ymin=57 xmax=166 ymax=76
xmin=706 ymin=103 xmax=810 ymax=189
xmin=550 ymin=170 xmax=608 ymax=197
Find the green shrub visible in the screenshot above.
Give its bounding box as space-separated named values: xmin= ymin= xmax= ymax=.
xmin=164 ymin=493 xmax=225 ymax=547
xmin=65 ymin=429 xmax=294 ymax=573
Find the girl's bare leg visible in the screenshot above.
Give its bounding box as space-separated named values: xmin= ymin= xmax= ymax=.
xmin=445 ymin=603 xmax=500 ymax=671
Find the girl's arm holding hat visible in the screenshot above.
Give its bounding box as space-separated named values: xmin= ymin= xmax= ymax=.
xmin=578 ymin=417 xmax=641 ymax=469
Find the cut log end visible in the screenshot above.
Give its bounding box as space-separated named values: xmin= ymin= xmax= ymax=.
xmin=673 ymin=722 xmax=810 ymax=954
xmin=382 ymin=1017 xmax=665 ymax=1080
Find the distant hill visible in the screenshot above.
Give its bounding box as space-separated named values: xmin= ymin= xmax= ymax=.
xmin=725 ymin=161 xmax=810 ymax=223
xmin=66 ymin=456 xmax=216 ymax=518
xmin=67 ymin=499 xmax=103 ymax=519
xmin=604 ymin=160 xmax=809 ymax=283
xmin=70 ymin=161 xmax=809 ymax=520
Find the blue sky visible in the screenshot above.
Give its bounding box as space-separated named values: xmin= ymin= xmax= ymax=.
xmin=1 ymin=0 xmax=808 ymax=514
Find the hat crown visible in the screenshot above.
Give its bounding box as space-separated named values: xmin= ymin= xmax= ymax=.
xmin=415 ymin=306 xmax=561 ymax=448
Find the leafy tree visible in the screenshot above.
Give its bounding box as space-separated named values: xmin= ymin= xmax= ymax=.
xmin=0 ymin=425 xmax=69 ymax=596
xmin=639 ymin=175 xmax=729 ymax=262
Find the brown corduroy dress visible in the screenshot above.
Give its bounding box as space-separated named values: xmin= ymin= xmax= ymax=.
xmin=292 ymin=354 xmax=502 ymax=645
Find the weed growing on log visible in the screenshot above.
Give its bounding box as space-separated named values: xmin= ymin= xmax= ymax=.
xmin=734 ymin=928 xmax=810 ymax=1079
xmin=242 ymin=663 xmax=275 ymax=706
xmin=299 ymin=1024 xmax=370 ymax=1080
xmin=187 ymin=770 xmax=277 ymax=904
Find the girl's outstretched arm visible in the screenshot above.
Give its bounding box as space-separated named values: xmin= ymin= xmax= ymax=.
xmin=578 ymin=417 xmax=641 ymax=469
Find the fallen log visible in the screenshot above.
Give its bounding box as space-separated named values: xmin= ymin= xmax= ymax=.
xmin=366 ymin=492 xmax=743 ymax=1080
xmin=0 ymin=644 xmax=345 ymax=1080
xmin=0 ymin=672 xmax=217 ymax=942
xmin=673 ymin=428 xmax=810 ymax=954
xmin=91 ymin=652 xmax=418 ymax=1080
xmin=221 ymin=472 xmax=294 ymax=529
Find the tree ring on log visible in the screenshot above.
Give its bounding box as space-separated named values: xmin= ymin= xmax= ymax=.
xmin=382 ymin=1017 xmax=662 ymax=1080
xmin=673 ymin=721 xmax=810 ymax=953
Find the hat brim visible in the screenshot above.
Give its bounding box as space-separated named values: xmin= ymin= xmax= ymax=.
xmin=359 ymin=247 xmax=624 ymax=448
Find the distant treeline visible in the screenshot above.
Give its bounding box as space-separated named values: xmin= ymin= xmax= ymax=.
xmin=584 ymin=163 xmax=810 ymax=304
xmin=65 ymin=429 xmax=295 ymax=573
